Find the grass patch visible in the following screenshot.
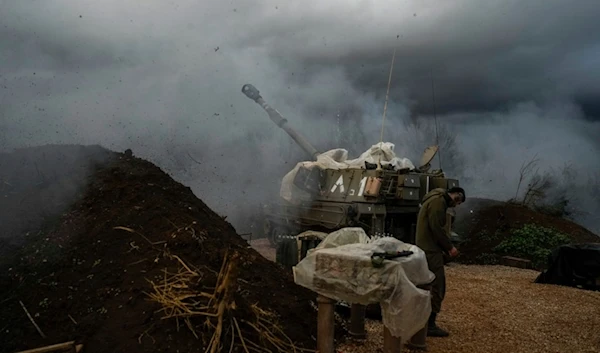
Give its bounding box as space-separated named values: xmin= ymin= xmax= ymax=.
xmin=493 ymin=224 xmax=571 ymax=269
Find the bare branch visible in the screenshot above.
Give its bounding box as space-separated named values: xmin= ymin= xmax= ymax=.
xmin=515 ymin=153 xmax=540 ymax=201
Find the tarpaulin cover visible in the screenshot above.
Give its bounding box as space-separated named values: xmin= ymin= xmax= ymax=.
xmin=535 ymin=243 xmax=600 ymax=289
xmin=280 ymin=142 xmax=415 ymax=202
xmin=310 ymin=227 xmax=370 ymax=250
xmin=292 ymin=228 xmax=435 ymax=341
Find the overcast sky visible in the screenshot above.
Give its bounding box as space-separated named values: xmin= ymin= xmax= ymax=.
xmin=1 ymin=0 xmax=599 ymax=233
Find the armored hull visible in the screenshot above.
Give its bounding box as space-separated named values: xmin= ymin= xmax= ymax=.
xmin=260 ymin=167 xmax=459 ymax=246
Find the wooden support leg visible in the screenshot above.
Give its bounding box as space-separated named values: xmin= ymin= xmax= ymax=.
xmin=383 ymin=325 xmax=402 ymax=353
xmin=349 ymin=304 xmax=366 ymax=339
xmin=407 ymin=325 xmax=428 ymax=351
xmin=407 ymin=283 xmax=433 ymax=351
xmin=317 ymin=295 xmax=335 ymax=353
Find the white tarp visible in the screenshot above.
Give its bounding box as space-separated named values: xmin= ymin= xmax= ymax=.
xmin=292 ymin=228 xmax=435 ymax=342
xmin=280 ymin=142 xmax=415 ymax=202
xmin=310 ymin=227 xmax=370 ymax=250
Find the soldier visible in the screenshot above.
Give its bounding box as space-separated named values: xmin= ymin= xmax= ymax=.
xmin=416 ymin=186 xmax=466 ymax=337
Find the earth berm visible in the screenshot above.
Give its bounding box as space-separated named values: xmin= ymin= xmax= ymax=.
xmin=0 ymin=144 xmax=346 ymax=353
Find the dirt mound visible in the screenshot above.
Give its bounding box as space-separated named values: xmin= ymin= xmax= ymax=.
xmin=0 ymin=145 xmax=343 ymax=353
xmin=454 ymin=198 xmax=599 ymax=267
xmin=0 ymin=144 xmax=113 ymax=259
xmin=452 ymin=197 xmax=505 ymax=238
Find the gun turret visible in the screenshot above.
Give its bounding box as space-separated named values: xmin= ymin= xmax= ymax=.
xmin=241 ymin=84 xmax=320 ymax=160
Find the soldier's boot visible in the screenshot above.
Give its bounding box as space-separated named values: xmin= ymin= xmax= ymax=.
xmin=427 ymin=312 xmax=449 ymax=337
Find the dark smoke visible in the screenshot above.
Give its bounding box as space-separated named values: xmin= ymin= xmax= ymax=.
xmin=1 ymin=1 xmax=599 ymax=235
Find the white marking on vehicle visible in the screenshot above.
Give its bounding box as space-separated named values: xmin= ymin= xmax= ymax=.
xmin=330 ymin=175 xmax=345 ymax=193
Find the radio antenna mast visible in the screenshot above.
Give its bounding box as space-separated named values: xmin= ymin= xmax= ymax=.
xmin=377 ymin=39 xmax=398 ymax=170
xmin=430 ymin=73 xmax=443 ymax=170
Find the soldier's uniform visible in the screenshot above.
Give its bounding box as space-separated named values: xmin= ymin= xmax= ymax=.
xmin=416 ymin=188 xmax=454 ymax=337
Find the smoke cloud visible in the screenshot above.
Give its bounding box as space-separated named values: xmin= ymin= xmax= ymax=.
xmin=1 ymin=0 xmax=599 ymax=234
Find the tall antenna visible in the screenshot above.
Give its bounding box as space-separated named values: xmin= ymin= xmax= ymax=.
xmin=430 ymin=73 xmax=443 ymax=170
xmin=377 ymin=43 xmax=398 ymax=169
xmin=336 ymin=110 xmax=342 ymax=145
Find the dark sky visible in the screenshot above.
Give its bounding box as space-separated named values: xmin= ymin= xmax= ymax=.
xmin=1 ymin=0 xmax=599 ymax=232
xmin=235 ymin=0 xmax=600 ymax=117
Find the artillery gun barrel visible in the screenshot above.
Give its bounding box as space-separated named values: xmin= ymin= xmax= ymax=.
xmin=241 ymin=84 xmax=320 ymax=160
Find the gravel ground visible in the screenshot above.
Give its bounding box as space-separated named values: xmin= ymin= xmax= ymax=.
xmin=338 ymin=264 xmax=600 ymax=353
xmin=247 ymin=239 xmax=600 ymax=353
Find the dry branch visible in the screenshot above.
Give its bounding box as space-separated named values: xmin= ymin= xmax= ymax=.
xmin=13 ymin=341 xmax=83 ymax=353
xmin=515 ymin=153 xmax=539 ymax=202
xmin=113 ymin=226 xmax=166 ymax=245
xmin=145 ymin=251 xmax=312 ymax=353
xmin=19 ymin=300 xmax=46 ymax=338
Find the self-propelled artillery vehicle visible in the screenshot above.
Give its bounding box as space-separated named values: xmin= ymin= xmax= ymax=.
xmin=241 ymin=83 xmax=461 ymax=254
